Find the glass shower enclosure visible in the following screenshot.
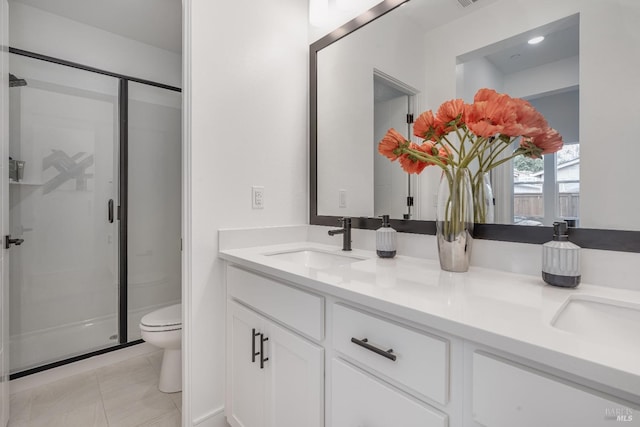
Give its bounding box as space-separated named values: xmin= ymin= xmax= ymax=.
xmin=8 ymin=51 xmax=181 ymax=376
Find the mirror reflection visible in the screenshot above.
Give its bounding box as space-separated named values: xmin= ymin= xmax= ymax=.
xmin=456 ymin=15 xmax=579 ymax=226
xmin=373 ymin=70 xmax=418 ymax=220
xmin=316 ymin=0 xmax=640 ymax=232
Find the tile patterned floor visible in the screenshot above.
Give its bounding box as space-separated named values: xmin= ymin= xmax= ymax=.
xmin=8 ymin=351 xmax=182 ymax=427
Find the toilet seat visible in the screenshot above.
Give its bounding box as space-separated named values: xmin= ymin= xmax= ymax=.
xmin=140 ymin=303 xmax=182 ymax=332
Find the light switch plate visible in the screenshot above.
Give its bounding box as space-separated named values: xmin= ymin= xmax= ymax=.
xmin=252 ymin=186 xmax=264 ymax=209
xmin=339 ymin=189 xmax=347 ymax=208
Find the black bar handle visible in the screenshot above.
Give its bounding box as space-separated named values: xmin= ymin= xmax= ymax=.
xmin=260 ymin=334 xmax=269 ymax=369
xmin=251 ymin=328 xmax=260 ymax=363
xmin=108 ymin=199 xmax=114 ymax=223
xmin=351 ymin=337 xmax=396 ymax=361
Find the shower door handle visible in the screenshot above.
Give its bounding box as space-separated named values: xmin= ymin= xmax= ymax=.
xmin=108 ymin=199 xmax=114 ymax=223
xmin=5 ymin=235 xmax=25 ymax=249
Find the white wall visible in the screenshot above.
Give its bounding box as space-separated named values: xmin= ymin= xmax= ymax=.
xmin=185 ymin=0 xmax=309 ymax=425
xmin=421 ymin=0 xmax=640 ymax=231
xmin=529 ymin=90 xmax=579 ymax=144
xmin=457 ymin=57 xmax=504 ymax=103
xmin=9 ymin=2 xmax=181 ymax=87
xmin=504 ymin=55 xmax=578 ymax=99
xmin=309 ymin=0 xmax=384 ymax=43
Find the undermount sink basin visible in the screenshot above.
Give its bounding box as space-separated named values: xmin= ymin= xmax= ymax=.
xmin=551 ymin=296 xmax=640 ymax=349
xmin=265 ymin=249 xmax=366 ymax=269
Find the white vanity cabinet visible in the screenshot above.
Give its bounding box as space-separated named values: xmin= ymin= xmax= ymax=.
xmin=330 ymin=303 xmax=450 ymax=426
xmin=226 ymin=267 xmax=325 ymax=427
xmin=332 ymin=303 xmax=449 ymax=405
xmin=470 ymin=351 xmax=639 ymax=427
xmin=331 ymin=357 xmax=447 ymax=427
xmin=225 ymin=263 xmax=453 ymax=427
xmin=221 ymin=244 xmax=640 ymax=427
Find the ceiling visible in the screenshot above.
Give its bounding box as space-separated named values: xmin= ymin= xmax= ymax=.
xmin=10 ymin=0 xmax=182 ymax=53
xmin=397 ymin=0 xmax=499 ymax=31
xmin=397 ymin=0 xmax=578 ymax=75
xmin=479 ymin=18 xmax=579 ymax=75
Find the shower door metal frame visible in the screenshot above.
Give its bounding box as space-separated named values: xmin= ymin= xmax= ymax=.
xmin=8 ymin=47 xmax=181 ymax=380
xmin=119 ymin=78 xmax=129 ymax=345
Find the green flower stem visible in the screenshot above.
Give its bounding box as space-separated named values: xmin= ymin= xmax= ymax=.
xmin=483 ymin=147 xmax=529 ymax=173
xmin=458 ymin=134 xmax=488 ymax=169
xmin=481 ymin=139 xmax=514 ymax=171
xmin=441 ymin=167 xmax=470 ymax=238
xmin=440 ymin=135 xmax=461 ymax=158
xmin=472 ymin=171 xmax=490 ymax=223
xmin=401 ymin=148 xmax=450 ymax=169
xmin=454 ymin=127 xmax=466 ymax=158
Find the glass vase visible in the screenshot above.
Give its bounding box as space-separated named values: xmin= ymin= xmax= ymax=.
xmin=473 ymin=172 xmax=494 ymax=224
xmin=436 ymin=166 xmax=474 ymax=272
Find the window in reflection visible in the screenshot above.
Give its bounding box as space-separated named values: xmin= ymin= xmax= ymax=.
xmin=513 ymin=144 xmax=580 ymax=226
xmin=512 ymin=88 xmax=580 ymax=226
xmin=556 ymin=144 xmax=580 ymax=222
xmin=513 ymin=154 xmax=544 ymax=224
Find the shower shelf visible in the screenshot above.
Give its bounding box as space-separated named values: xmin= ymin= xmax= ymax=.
xmin=9 ymin=180 xmax=43 ymax=186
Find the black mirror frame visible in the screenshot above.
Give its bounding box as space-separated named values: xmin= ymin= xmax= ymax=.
xmin=309 ymin=0 xmax=640 ymax=253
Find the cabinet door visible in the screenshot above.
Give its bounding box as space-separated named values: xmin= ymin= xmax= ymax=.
xmin=472 ymin=352 xmax=639 ymax=427
xmin=264 ymin=319 xmax=324 ymax=427
xmin=331 ymin=358 xmax=447 ymax=427
xmin=227 ymin=301 xmax=266 ymax=427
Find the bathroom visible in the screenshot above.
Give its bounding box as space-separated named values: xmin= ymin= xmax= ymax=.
xmin=2 ymin=0 xmax=640 ymax=426
xmin=2 ymin=0 xmax=183 ymax=425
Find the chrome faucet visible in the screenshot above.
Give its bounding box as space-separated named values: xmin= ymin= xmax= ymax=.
xmin=328 ymin=217 xmax=352 ymax=251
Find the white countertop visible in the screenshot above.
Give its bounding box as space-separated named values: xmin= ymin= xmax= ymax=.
xmin=219 ymin=241 xmax=640 ymax=401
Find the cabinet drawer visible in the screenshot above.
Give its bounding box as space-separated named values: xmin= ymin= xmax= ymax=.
xmin=331 ymin=358 xmax=447 ymax=427
xmin=332 ymin=303 xmax=449 ymax=405
xmin=473 ymin=352 xmax=638 ymax=427
xmin=227 ymin=266 xmax=324 ymax=341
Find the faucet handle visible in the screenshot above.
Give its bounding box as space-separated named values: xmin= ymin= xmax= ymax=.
xmin=338 ymin=217 xmax=351 ymax=227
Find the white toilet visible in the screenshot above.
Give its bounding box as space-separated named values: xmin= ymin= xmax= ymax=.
xmin=140 ymin=303 xmax=182 ymax=393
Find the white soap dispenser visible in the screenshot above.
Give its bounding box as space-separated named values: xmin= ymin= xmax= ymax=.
xmin=376 ymin=215 xmax=397 ymax=258
xmin=542 ymin=221 xmax=581 ymax=288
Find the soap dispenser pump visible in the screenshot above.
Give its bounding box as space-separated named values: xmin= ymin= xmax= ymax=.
xmin=542 ymin=221 xmax=581 ymax=288
xmin=376 ymin=215 xmax=397 ymax=258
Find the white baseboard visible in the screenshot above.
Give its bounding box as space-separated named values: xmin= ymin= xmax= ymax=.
xmin=9 ymin=342 xmax=159 ymax=394
xmin=192 ymin=406 xmax=226 ymax=427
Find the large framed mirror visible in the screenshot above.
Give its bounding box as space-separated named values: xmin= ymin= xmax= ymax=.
xmin=310 ymin=0 xmax=640 ymax=251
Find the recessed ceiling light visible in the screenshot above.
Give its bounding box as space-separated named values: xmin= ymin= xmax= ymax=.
xmin=528 ymin=36 xmax=545 ymax=45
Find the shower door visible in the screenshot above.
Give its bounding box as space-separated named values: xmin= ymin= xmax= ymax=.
xmin=8 ymin=53 xmax=120 ymax=373
xmin=126 ymin=82 xmax=181 ymax=340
